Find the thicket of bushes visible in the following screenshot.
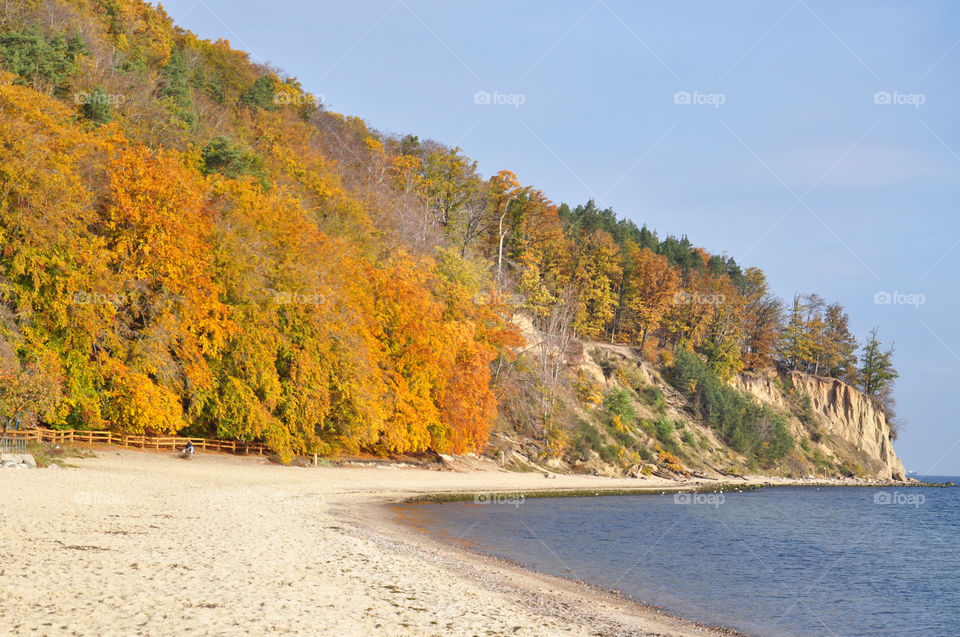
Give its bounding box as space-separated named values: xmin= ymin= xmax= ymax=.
xmin=669 ymin=348 xmax=793 ymax=464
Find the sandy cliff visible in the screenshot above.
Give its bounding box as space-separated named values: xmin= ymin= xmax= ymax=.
xmin=738 ymin=371 xmax=905 ymax=480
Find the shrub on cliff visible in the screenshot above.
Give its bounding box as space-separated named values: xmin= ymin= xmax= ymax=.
xmin=639 ymin=385 xmax=667 ymax=413
xmin=602 ymin=388 xmax=635 ymax=425
xmin=669 ymin=348 xmax=793 ymax=464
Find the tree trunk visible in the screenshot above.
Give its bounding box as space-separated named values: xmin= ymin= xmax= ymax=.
xmin=496 ymin=212 xmax=506 ymax=284
xmin=494 ymin=195 xmax=515 ymax=287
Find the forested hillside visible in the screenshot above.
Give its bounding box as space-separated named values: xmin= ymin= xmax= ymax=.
xmin=0 ymin=0 xmax=900 ymax=467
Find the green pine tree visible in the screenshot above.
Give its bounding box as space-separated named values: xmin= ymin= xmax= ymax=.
xmin=82 ymin=86 xmax=113 ymax=125
xmin=240 ymin=74 xmax=279 ymax=111
xmin=860 ymin=327 xmax=898 ymax=396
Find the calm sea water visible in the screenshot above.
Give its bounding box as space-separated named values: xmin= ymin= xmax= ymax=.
xmin=395 ymin=479 xmax=959 ymax=637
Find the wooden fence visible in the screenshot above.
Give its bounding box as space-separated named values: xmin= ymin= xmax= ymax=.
xmin=0 ymin=429 xmax=270 ymax=456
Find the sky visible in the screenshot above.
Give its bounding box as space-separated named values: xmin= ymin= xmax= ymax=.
xmin=156 ymin=0 xmax=960 ymax=475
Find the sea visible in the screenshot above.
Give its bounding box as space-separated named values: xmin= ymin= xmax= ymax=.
xmin=395 ymin=478 xmax=959 ymax=636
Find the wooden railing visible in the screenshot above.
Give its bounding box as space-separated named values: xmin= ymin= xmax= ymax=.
xmin=1 ymin=429 xmax=270 ymax=456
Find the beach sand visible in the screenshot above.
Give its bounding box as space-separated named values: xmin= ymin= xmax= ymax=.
xmin=1 ymin=449 xmax=873 ymax=636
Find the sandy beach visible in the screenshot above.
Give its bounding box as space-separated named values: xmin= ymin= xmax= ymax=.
xmin=0 ymin=450 xmax=895 ymax=636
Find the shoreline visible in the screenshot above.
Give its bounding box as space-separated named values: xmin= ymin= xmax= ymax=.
xmin=395 ymin=477 xmax=933 ymax=505
xmin=348 ymin=499 xmax=752 ymax=637
xmin=368 ymin=475 xmax=931 ymax=636
xmin=0 ymin=449 xmax=937 ymax=636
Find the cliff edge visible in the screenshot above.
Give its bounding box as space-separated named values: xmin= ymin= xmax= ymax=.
xmin=737 ymin=371 xmax=905 ymax=480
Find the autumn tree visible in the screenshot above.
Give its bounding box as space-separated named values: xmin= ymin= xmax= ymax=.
xmin=530 ymin=286 xmax=580 ymax=438
xmin=661 ymin=269 xmax=717 ymax=350
xmin=740 ymin=268 xmax=782 ymax=370
xmin=701 ymin=275 xmax=746 ymax=379
xmin=487 ymin=170 xmax=525 ymax=285
xmin=618 ymin=243 xmax=679 ymax=349
xmin=0 ymin=340 xmax=62 ymax=437
xmin=822 ymin=303 xmax=859 ymax=384
xmin=569 ymin=229 xmax=622 ymax=339
xmin=778 ymin=295 xmax=811 ymax=371
xmin=801 ymin=294 xmax=827 ymax=374
xmin=418 ymin=146 xmax=484 ymax=249
xmin=778 ymin=294 xmax=859 ymax=382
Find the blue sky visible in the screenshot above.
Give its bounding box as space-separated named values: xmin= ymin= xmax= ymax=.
xmin=157 ymin=0 xmax=960 ymax=474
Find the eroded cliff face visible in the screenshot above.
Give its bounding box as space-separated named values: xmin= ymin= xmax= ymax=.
xmin=738 ymin=371 xmax=905 ymax=480
xmin=501 ymin=318 xmax=906 ymax=480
